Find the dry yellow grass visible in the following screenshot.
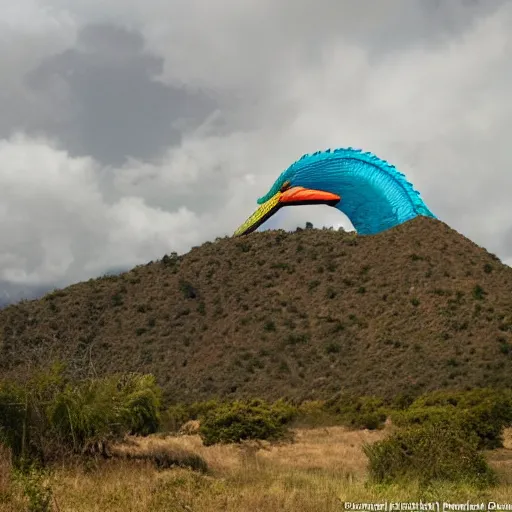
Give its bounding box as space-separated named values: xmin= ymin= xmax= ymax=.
xmin=0 ymin=445 xmax=13 ymax=502
xmin=4 ymin=427 xmax=512 ymax=511
xmin=111 ymin=425 xmax=387 ymax=476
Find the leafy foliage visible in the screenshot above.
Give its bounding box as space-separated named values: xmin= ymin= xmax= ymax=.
xmin=50 ymin=372 xmax=161 ymax=453
xmin=11 ymin=464 xmax=53 ymax=512
xmin=0 ymin=365 xmax=161 ymax=463
xmin=323 ymin=393 xmax=387 ymax=430
xmin=161 ymin=400 xmax=220 ymax=432
xmin=391 ymin=388 xmax=512 ymax=449
xmin=364 ymin=421 xmax=496 ymax=487
xmin=199 ymin=399 xmax=296 ymax=446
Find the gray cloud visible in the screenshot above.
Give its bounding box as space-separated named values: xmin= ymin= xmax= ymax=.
xmin=0 ymin=0 xmax=511 ymax=303
xmin=21 ymin=23 xmax=216 ymax=165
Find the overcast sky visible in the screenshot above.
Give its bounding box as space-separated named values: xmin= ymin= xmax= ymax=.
xmin=1 ymin=0 xmax=511 ymax=302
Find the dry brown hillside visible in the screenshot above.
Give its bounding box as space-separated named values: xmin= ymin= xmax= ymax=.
xmin=1 ymin=216 xmax=512 ymax=403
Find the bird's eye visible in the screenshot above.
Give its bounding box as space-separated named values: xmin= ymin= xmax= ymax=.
xmin=280 ymin=180 xmax=291 ymax=192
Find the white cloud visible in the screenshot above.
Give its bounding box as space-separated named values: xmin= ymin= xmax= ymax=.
xmin=0 ymin=135 xmax=204 ymax=285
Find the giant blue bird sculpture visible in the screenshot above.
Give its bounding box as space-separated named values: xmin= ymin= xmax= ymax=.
xmin=233 ymin=147 xmax=436 ymax=236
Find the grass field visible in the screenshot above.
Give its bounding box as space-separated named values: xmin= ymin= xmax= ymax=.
xmin=3 ymin=426 xmax=512 ymax=512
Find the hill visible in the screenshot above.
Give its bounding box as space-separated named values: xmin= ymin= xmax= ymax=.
xmin=1 ymin=216 xmax=511 ymax=403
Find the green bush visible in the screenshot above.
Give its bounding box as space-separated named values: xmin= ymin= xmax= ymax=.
xmin=391 ymin=405 xmax=456 ymax=428
xmin=364 ymin=422 xmax=496 ymax=487
xmin=50 ymin=373 xmax=161 ymax=453
xmin=323 ymin=393 xmax=387 ymax=430
xmin=199 ymin=399 xmax=296 ymax=446
xmin=117 ymin=374 xmax=162 ymax=435
xmin=294 ymin=400 xmax=341 ymax=427
xmin=161 ymin=404 xmax=190 ymax=432
xmin=0 ymin=363 xmax=67 ymax=460
xmin=161 ymin=400 xmax=220 ymax=433
xmin=0 ymin=381 xmax=27 ymax=457
xmin=356 ymin=411 xmax=387 ymax=430
xmin=0 ymin=366 xmax=161 ymax=463
xmin=461 ymin=403 xmax=512 ymax=449
xmin=186 ymin=400 xmax=221 ymax=421
xmin=12 ymin=464 xmax=53 ymax=512
xmin=391 ymin=388 xmax=512 ymax=449
xmin=410 ymin=388 xmax=512 ymax=410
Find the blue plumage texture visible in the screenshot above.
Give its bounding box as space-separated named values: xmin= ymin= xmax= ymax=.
xmin=257 ymin=148 xmax=436 ymax=235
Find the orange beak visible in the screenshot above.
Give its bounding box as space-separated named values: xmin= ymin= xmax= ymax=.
xmin=279 ymin=186 xmax=340 ymax=206
xmin=233 ymin=186 xmax=341 ymax=236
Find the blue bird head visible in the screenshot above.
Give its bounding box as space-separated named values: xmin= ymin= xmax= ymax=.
xmin=234 ymin=148 xmax=435 ymax=237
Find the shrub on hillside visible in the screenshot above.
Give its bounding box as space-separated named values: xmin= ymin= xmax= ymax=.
xmin=160 ymin=404 xmax=189 ymax=433
xmin=185 ymin=400 xmax=220 ymax=422
xmin=199 ymin=399 xmax=297 ymax=446
xmin=411 ymin=388 xmax=512 ymax=411
xmin=364 ymin=422 xmax=496 ymax=487
xmin=295 ymin=400 xmax=340 ymax=427
xmin=161 ymin=400 xmax=220 ymax=433
xmin=391 ymin=405 xmax=456 ymax=428
xmin=323 ymin=393 xmax=387 ymax=430
xmin=391 ymin=388 xmax=512 ymax=449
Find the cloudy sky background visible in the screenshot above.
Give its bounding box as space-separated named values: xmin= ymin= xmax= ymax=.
xmin=1 ymin=0 xmax=511 ymax=304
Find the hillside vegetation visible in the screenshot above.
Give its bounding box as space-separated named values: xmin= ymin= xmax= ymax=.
xmin=1 ymin=217 xmax=511 ymax=403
